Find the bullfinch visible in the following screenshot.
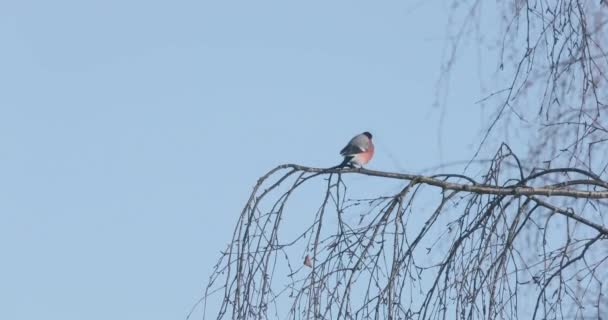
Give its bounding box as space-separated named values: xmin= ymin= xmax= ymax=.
xmin=338 ymin=131 xmax=374 ymax=168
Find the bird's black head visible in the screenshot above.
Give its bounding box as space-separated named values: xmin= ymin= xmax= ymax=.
xmin=363 ymin=131 xmax=373 ymax=139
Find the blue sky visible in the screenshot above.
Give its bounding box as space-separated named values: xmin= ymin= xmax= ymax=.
xmin=0 ymin=1 xmax=488 ymax=319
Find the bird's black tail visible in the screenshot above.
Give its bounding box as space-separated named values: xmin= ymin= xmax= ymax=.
xmin=329 ymin=156 xmax=353 ymax=170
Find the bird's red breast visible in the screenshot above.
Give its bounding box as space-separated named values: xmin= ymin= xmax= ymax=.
xmin=353 ymin=141 xmax=374 ymax=165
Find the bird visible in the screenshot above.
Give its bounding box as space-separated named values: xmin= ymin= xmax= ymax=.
xmin=338 ymin=131 xmax=374 ymax=168
xmin=303 ymin=255 xmax=312 ymax=268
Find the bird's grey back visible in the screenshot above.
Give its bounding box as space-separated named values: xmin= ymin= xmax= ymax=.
xmin=340 ymin=133 xmax=370 ymax=155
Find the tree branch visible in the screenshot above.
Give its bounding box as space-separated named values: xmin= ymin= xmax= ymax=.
xmin=276 ymin=164 xmax=608 ymax=199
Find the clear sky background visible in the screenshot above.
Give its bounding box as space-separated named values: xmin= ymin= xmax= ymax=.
xmin=1 ymin=1 xmax=491 ymax=319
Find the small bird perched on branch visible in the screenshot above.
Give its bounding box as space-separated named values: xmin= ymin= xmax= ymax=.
xmin=303 ymin=255 xmax=312 ymax=268
xmin=338 ymin=131 xmax=374 ymax=168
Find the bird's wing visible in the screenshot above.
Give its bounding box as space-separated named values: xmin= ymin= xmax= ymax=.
xmin=340 ymin=134 xmax=369 ymax=155
xmin=340 ymin=144 xmax=365 ymax=156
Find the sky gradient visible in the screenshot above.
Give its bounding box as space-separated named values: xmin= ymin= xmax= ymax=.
xmin=0 ymin=1 xmax=488 ymax=319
